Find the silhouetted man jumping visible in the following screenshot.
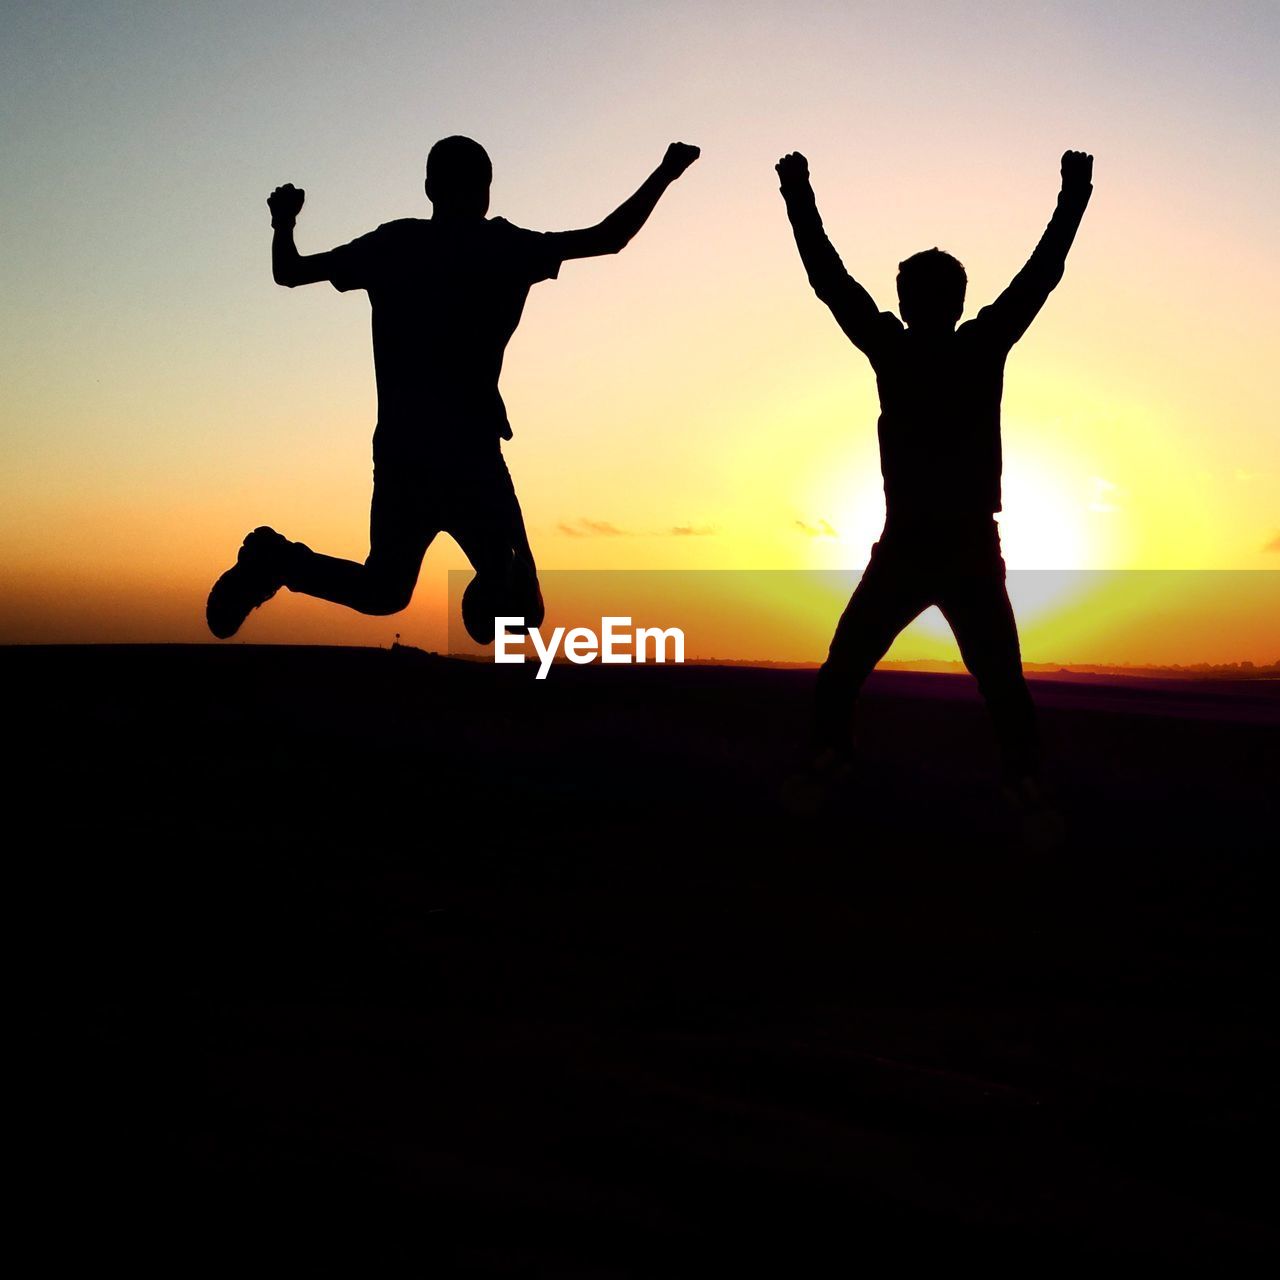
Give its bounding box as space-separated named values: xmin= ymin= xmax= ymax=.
xmin=777 ymin=148 xmax=1093 ymax=794
xmin=207 ymin=136 xmax=700 ymax=642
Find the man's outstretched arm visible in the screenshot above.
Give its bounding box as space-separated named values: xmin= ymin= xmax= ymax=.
xmin=980 ymin=150 xmax=1094 ymax=346
xmin=547 ymin=143 xmax=700 ymax=260
xmin=776 ymin=152 xmax=884 ymax=355
xmin=268 ymin=184 xmax=338 ymax=287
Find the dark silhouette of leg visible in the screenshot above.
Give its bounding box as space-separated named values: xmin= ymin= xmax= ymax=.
xmin=939 ymin=570 xmax=1038 ymax=781
xmin=451 ymin=454 xmax=544 ymax=644
xmin=284 ymin=464 xmax=435 ymax=616
xmin=813 ymin=545 xmax=932 ymax=751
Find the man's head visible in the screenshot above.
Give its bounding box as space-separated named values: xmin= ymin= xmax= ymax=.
xmin=425 ymin=136 xmax=492 ymax=218
xmin=896 ymin=248 xmax=967 ymax=331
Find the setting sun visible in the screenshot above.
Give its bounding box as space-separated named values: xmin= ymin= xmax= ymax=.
xmin=1 ymin=1 xmax=1275 ymax=668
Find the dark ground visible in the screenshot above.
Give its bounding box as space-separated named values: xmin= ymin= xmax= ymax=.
xmin=11 ymin=644 xmax=1278 ymax=1271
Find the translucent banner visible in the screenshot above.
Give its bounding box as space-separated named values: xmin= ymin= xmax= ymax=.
xmin=447 ymin=570 xmax=1280 ymax=674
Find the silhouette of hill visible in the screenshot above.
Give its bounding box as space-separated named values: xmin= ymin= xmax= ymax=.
xmin=11 ymin=644 xmax=1276 ymax=1267
xmin=882 ymin=657 xmax=1280 ymax=681
xmin=682 ymin=655 xmax=1280 ymax=680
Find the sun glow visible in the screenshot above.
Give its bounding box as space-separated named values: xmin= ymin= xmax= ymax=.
xmin=996 ymin=447 xmax=1101 ymax=629
xmin=4 ymin=3 xmax=1277 ymax=665
xmin=997 ymin=451 xmax=1092 ymax=572
xmin=816 ymin=441 xmax=1106 ymax=659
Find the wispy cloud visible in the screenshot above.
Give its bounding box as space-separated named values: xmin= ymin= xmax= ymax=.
xmin=580 ymin=518 xmax=628 ymax=536
xmin=558 ymin=518 xmax=631 ymax=537
xmin=557 ymin=518 xmax=716 ymax=538
xmin=795 ymin=518 xmax=839 ymax=538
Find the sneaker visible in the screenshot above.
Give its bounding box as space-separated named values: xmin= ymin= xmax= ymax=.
xmin=206 ymin=526 xmax=292 ymax=638
xmin=460 ymin=552 xmax=545 ymax=645
xmin=511 ymin=552 xmax=545 ymax=630
xmin=461 ymin=575 xmax=498 ymax=645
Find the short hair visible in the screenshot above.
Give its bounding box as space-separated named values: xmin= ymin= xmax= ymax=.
xmin=896 ymin=248 xmax=967 ymax=318
xmin=426 ymin=136 xmax=493 ymax=194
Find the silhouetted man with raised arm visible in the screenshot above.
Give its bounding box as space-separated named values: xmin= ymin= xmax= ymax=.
xmin=207 ymin=136 xmax=700 ymax=642
xmin=777 ymin=148 xmax=1093 ymax=799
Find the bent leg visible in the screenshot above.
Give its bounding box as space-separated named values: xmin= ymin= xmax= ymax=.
xmin=285 ymin=466 xmax=436 ymax=616
xmin=450 ymin=454 xmax=544 ymax=643
xmin=813 ymin=549 xmax=931 ymax=751
xmin=940 ymin=573 xmax=1039 ymax=780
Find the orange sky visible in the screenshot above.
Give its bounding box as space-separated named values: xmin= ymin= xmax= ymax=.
xmin=3 ymin=2 xmax=1277 ymax=662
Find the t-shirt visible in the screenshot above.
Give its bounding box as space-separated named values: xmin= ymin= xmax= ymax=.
xmin=782 ymin=184 xmax=1092 ymax=525
xmin=326 ymin=216 xmax=564 ymax=447
xmin=854 ymin=313 xmax=1014 ymax=523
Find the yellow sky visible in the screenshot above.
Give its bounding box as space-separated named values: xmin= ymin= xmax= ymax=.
xmin=2 ymin=2 xmax=1277 ymax=660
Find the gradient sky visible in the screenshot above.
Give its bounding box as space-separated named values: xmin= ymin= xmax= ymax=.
xmin=3 ymin=1 xmax=1277 ymax=658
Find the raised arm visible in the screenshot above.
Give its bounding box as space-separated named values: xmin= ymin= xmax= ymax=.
xmin=267 ymin=184 xmax=338 ymax=287
xmin=980 ymin=150 xmax=1094 ymax=346
xmin=547 ymin=143 xmax=700 ymax=260
xmin=776 ymin=153 xmax=884 ymax=355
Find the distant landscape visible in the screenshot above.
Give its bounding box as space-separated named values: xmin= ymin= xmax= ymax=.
xmin=440 ymin=644 xmax=1280 ymax=681
xmin=874 ymin=657 xmax=1278 ymax=680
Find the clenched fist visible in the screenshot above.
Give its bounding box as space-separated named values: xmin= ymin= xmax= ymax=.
xmin=268 ymin=183 xmax=305 ymax=225
xmin=775 ymin=151 xmax=811 ymax=193
xmin=659 ymin=142 xmax=701 ymax=180
xmin=1060 ymin=150 xmax=1093 ymax=191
